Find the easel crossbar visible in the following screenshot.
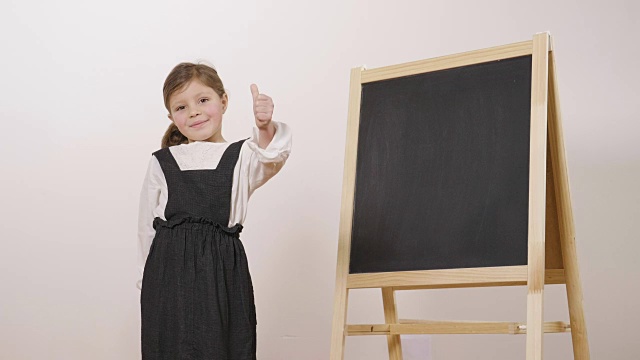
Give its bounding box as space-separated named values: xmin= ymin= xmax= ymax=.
xmin=346 ymin=321 xmax=570 ymax=336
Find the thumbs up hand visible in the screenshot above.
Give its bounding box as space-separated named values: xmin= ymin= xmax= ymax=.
xmin=251 ymin=84 xmax=274 ymax=129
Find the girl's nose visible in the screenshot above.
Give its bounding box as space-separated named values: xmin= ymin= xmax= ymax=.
xmin=189 ymin=108 xmax=201 ymax=117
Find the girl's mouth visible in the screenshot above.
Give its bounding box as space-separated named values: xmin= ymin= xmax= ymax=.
xmin=190 ymin=120 xmax=209 ymax=128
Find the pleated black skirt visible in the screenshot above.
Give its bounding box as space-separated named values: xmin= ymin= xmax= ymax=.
xmin=141 ymin=216 xmax=256 ymax=360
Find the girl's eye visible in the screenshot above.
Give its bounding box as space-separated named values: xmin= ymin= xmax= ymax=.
xmin=175 ymin=106 xmax=185 ymax=111
xmin=200 ymin=98 xmax=209 ymax=103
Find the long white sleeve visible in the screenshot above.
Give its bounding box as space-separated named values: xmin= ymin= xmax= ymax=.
xmin=247 ymin=121 xmax=292 ymax=194
xmin=136 ymin=158 xmax=165 ymax=290
xmin=229 ymin=121 xmax=292 ymax=223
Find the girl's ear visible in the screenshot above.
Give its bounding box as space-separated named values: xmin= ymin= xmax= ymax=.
xmin=221 ymin=93 xmax=229 ymax=114
xmin=168 ymin=114 xmax=174 ymax=122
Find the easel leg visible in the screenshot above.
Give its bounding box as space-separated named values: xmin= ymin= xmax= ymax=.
xmin=331 ymin=65 xmax=365 ymax=360
xmin=382 ymin=288 xmax=403 ymax=360
xmin=526 ymin=283 xmax=544 ymax=360
xmin=526 ymin=32 xmax=550 ymax=360
xmin=330 ymin=288 xmax=349 ymax=360
xmin=563 ymin=247 xmax=590 ymax=359
xmin=547 ymin=46 xmax=590 ymax=359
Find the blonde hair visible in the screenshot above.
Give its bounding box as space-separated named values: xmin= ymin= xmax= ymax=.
xmin=161 ymin=62 xmax=226 ymax=148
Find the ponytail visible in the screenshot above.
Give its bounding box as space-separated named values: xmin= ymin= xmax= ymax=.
xmin=161 ymin=123 xmax=188 ymax=148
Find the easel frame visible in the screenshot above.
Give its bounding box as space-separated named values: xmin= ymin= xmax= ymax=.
xmin=330 ymin=32 xmax=589 ymax=360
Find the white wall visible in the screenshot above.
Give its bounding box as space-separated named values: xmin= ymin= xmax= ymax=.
xmin=1 ymin=0 xmax=638 ymax=359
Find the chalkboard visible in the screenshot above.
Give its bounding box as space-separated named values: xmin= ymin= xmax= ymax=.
xmin=349 ymin=55 xmax=533 ymax=274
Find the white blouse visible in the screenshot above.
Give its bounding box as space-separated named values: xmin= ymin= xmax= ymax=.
xmin=137 ymin=121 xmax=292 ymax=289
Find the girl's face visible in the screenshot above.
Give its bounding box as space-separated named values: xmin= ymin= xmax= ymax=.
xmin=168 ymin=79 xmax=228 ymax=143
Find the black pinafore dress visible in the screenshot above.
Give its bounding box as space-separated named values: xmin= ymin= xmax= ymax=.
xmin=141 ymin=140 xmax=257 ymax=360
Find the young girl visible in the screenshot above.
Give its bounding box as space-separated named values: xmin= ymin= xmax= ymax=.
xmin=137 ymin=62 xmax=291 ymax=359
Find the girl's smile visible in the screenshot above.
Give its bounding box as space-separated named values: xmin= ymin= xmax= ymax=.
xmin=189 ymin=119 xmax=209 ymax=128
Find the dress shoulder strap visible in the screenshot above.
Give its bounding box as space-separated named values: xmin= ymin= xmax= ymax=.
xmin=215 ymin=139 xmax=247 ymax=173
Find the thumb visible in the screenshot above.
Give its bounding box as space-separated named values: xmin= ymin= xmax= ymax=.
xmin=250 ymin=84 xmax=259 ymax=102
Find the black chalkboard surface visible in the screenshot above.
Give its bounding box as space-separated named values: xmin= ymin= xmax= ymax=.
xmin=349 ymin=55 xmax=533 ymax=274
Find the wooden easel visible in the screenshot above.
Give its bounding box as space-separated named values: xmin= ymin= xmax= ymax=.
xmin=330 ymin=33 xmax=589 ymax=360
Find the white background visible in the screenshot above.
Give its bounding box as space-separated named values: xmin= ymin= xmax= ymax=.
xmin=1 ymin=0 xmax=638 ymax=359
